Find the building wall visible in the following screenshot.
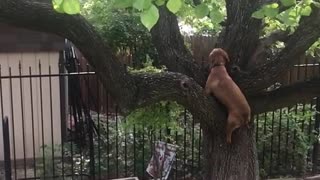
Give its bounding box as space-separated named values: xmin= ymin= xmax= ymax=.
xmin=0 ymin=52 xmax=61 ymax=161
xmin=0 ymin=23 xmax=64 ymax=53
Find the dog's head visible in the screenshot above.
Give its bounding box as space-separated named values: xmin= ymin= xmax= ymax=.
xmin=208 ymin=48 xmax=230 ymax=67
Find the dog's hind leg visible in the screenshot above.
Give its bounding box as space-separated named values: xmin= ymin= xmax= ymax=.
xmin=226 ymin=113 xmax=242 ymax=144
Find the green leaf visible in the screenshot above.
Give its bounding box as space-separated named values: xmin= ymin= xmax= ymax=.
xmin=304 ymin=0 xmax=312 ymax=5
xmin=264 ymin=6 xmax=279 ymax=18
xmin=288 ymin=7 xmax=298 ymax=16
xmin=300 ymin=5 xmax=312 ymax=16
xmin=252 ymin=9 xmax=265 ymax=19
xmin=194 ymin=4 xmax=210 ymax=18
xmin=53 ymin=0 xmax=63 ymax=7
xmin=284 ymin=17 xmax=296 ymax=25
xmin=270 ymin=3 xmax=279 ymax=8
xmin=143 ymin=0 xmax=152 ymax=9
xmin=54 ymin=6 xmax=65 ymax=13
xmin=140 ymin=5 xmax=159 ymax=31
xmin=210 ymin=10 xmax=224 ymax=24
xmin=280 ymin=0 xmax=296 ymax=7
xmin=278 ymin=8 xmax=298 ymax=25
xmin=133 ymin=0 xmax=145 ymax=10
xmin=113 ymin=0 xmax=133 ymax=8
xmin=62 ymin=0 xmax=81 ymax=14
xmin=52 ymin=0 xmax=64 ymax=13
xmin=155 ymin=0 xmax=165 ymax=6
xmin=166 ymin=0 xmax=182 ymax=14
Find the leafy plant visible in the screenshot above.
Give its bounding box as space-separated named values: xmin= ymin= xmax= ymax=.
xmin=251 ymin=0 xmax=320 ymax=56
xmin=82 ymin=0 xmax=159 ymax=68
xmin=36 ymin=107 xmax=202 ymax=179
xmin=53 ymin=0 xmax=227 ymax=32
xmin=35 ymin=101 xmax=318 ymax=179
xmin=256 ymin=104 xmax=318 ymax=178
xmin=124 ymin=101 xmax=184 ymax=134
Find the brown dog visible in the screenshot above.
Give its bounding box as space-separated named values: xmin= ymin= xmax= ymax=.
xmin=204 ymin=48 xmax=251 ymax=144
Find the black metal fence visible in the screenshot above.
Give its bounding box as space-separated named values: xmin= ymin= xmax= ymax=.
xmin=0 ymin=48 xmax=320 ymax=180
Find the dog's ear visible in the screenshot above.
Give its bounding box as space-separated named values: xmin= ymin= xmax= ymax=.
xmin=221 ymin=49 xmax=230 ymax=62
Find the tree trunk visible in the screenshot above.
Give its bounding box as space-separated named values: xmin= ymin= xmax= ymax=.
xmin=149 ymin=6 xmax=260 ymax=179
xmin=202 ymin=116 xmax=258 ymax=180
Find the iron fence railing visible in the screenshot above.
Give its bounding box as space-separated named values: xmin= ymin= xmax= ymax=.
xmin=0 ymin=50 xmax=320 ymax=180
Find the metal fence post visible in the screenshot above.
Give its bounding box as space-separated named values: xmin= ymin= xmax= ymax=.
xmin=88 ymin=117 xmax=95 ymax=179
xmin=312 ymin=97 xmax=320 ymax=173
xmin=2 ymin=116 xmax=12 ymax=180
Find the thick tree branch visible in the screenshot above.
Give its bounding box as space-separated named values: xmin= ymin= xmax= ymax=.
xmin=221 ymin=0 xmax=263 ymax=68
xmin=235 ymin=5 xmax=320 ymax=94
xmin=261 ymin=30 xmax=290 ymax=47
xmin=250 ymin=78 xmax=320 ymax=114
xmin=247 ymin=30 xmax=290 ymax=68
xmin=280 ymin=6 xmax=320 ymax=59
xmin=131 ymin=72 xmax=223 ymax=127
xmin=0 ymin=0 xmax=139 ymax=109
xmin=150 ymin=6 xmax=207 ymax=86
xmin=0 ymin=0 xmax=223 ymax=128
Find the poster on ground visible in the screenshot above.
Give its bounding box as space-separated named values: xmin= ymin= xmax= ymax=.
xmin=146 ymin=141 xmax=178 ymax=180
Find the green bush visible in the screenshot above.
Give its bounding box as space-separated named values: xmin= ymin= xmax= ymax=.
xmin=256 ymin=104 xmax=318 ymax=178
xmin=36 ymin=102 xmax=318 ymax=179
xmin=82 ymin=0 xmax=158 ymax=69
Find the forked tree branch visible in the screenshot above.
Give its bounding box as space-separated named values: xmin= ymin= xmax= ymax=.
xmin=0 ymin=0 xmax=140 ymax=109
xmin=247 ymin=30 xmax=290 ymax=68
xmin=0 ymin=0 xmax=222 ymax=127
xmin=234 ymin=5 xmax=320 ymax=94
xmin=221 ymin=0 xmax=263 ymax=68
xmin=261 ymin=30 xmax=290 ymax=46
xmin=250 ymin=78 xmax=320 ymax=114
xmin=150 ymin=6 xmax=207 ymax=86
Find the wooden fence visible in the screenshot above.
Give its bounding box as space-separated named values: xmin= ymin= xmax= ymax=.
xmin=73 ymin=35 xmax=320 ymax=114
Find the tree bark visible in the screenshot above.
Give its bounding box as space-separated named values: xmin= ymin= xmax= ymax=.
xmin=250 ymin=77 xmax=320 ymax=113
xmin=235 ymin=4 xmax=320 ymax=94
xmin=150 ymin=6 xmax=207 ymax=86
xmin=202 ymin=121 xmax=259 ymax=180
xmin=222 ymin=0 xmax=263 ymax=68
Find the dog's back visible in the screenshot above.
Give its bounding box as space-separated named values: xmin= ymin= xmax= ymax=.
xmin=207 ymin=66 xmax=250 ymax=119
